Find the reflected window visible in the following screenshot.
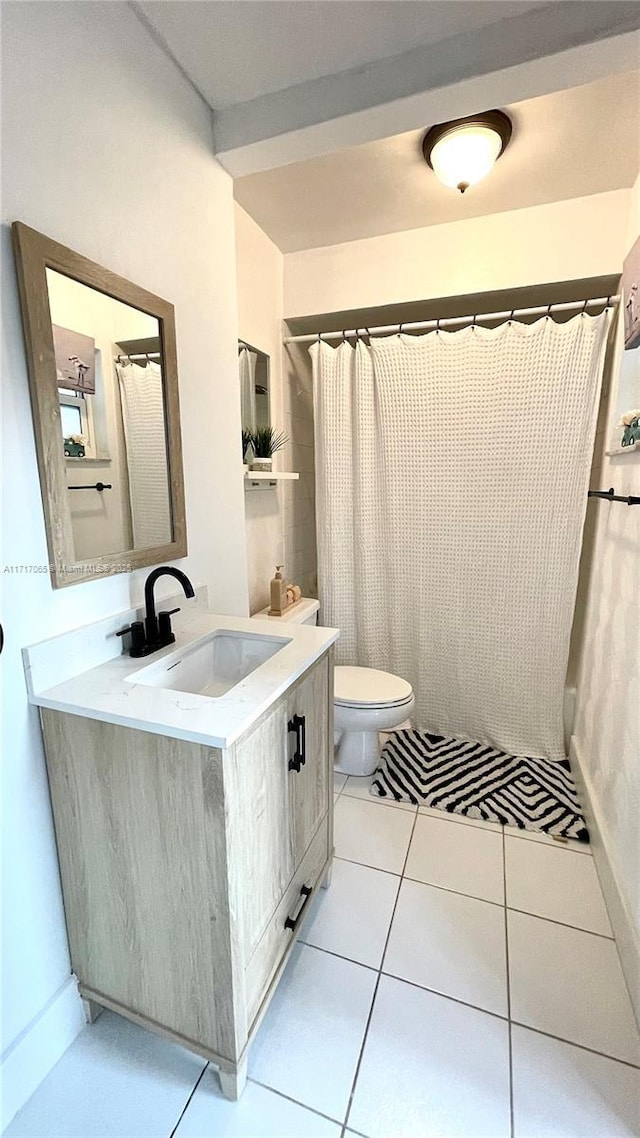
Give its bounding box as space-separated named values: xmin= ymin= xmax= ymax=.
xmin=60 ymin=401 xmax=82 ymax=439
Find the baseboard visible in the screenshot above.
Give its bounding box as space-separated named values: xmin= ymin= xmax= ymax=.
xmin=1 ymin=976 xmax=85 ymax=1130
xmin=570 ymin=736 xmax=640 ymax=1029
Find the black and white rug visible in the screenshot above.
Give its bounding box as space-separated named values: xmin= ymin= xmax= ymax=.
xmin=372 ymin=730 xmax=589 ymax=842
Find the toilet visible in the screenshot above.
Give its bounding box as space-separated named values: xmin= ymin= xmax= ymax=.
xmin=252 ymin=598 xmax=415 ymax=777
xmin=333 ymin=665 xmax=414 ymax=776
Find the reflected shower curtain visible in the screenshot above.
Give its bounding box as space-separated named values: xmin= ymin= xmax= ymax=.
xmin=116 ymin=359 xmax=172 ymax=549
xmin=239 ymin=347 xmax=257 ymax=432
xmin=312 ymin=314 xmax=610 ymax=760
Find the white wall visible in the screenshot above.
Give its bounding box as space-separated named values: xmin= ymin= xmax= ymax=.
xmin=235 ymin=203 xmax=287 ymax=612
xmin=1 ymin=3 xmax=248 ymax=1124
xmin=572 ymin=175 xmax=640 ymax=987
xmin=284 ymin=189 xmax=630 ymax=318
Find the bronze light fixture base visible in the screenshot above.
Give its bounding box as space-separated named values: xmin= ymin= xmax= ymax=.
xmin=422 ymin=109 xmax=513 ymax=193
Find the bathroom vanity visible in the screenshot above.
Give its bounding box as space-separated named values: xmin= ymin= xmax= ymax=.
xmin=25 ymin=610 xmax=338 ymax=1099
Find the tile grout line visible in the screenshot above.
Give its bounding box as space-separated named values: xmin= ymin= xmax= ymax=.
xmin=377 ymin=968 xmax=510 ymax=1023
xmin=167 ymin=1060 xmax=208 ymax=1138
xmin=297 ymin=939 xmax=379 ymax=975
xmin=248 ymin=1075 xmax=346 ymax=1128
xmin=402 ymin=872 xmax=505 ymax=908
xmin=294 ymin=940 xmax=640 ymax=1073
xmin=332 ymin=853 xmax=401 ymax=878
xmin=339 ymin=786 xmax=592 ymax=851
xmin=506 ymin=906 xmax=614 ymax=939
xmin=341 ymin=807 xmax=419 ymax=1134
xmin=508 ymin=1022 xmax=640 ymax=1071
xmin=340 ymin=973 xmax=383 ymax=1135
xmin=332 ymin=856 xmax=614 ymax=936
xmin=503 ymin=827 xmax=515 ymax=1138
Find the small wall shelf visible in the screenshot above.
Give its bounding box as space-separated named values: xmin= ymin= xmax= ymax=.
xmin=65 ymin=456 xmax=112 ymax=466
xmin=244 ymin=471 xmax=299 ymax=491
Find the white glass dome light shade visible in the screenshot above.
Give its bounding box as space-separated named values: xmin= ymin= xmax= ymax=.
xmin=423 ymin=111 xmax=512 ymax=194
xmin=430 ymin=125 xmax=502 ymax=192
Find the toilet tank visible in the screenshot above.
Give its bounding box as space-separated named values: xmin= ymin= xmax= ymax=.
xmin=251 ymin=597 xmax=319 ymax=626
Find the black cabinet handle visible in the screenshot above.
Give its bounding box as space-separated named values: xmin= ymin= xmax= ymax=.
xmin=284 ymin=884 xmax=312 ymax=931
xmin=287 ymin=713 xmax=306 ymax=772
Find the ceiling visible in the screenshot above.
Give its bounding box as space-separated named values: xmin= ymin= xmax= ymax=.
xmin=234 ymin=72 xmax=640 ymax=252
xmin=135 ymin=0 xmax=548 ymax=110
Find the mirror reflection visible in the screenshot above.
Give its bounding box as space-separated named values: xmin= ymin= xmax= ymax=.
xmin=238 ymin=340 xmax=270 ymax=433
xmin=47 ymin=269 xmax=173 ymax=562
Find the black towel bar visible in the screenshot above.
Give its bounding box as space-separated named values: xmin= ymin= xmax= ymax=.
xmin=67 ymin=482 xmax=112 ymax=492
xmin=588 ymin=487 xmax=639 ymax=506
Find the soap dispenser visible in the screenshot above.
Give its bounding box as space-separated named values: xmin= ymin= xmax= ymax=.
xmin=269 ymin=565 xmax=287 ymax=616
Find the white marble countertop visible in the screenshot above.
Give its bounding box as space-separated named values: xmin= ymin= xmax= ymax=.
xmin=25 ymin=611 xmax=339 ymax=748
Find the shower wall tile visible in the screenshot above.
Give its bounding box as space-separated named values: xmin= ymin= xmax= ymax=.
xmin=289 ymin=414 xmax=314 ymax=448
xmin=291 ymin=444 xmax=315 ymax=474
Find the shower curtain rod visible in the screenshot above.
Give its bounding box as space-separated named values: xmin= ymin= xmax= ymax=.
xmin=283 ymin=295 xmax=620 ymax=345
xmin=116 ymin=352 xmax=161 ymax=361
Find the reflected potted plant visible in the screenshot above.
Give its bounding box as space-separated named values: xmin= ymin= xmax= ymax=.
xmin=620 ymin=410 xmax=640 ymax=448
xmin=63 ymin=434 xmax=86 ymax=458
xmin=249 ymin=427 xmax=288 ymax=472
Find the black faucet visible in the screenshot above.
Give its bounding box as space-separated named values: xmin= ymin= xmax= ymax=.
xmin=118 ymin=566 xmax=195 ymax=658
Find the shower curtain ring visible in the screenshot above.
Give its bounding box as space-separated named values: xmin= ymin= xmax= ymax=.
xmin=582 ymin=299 xmax=589 ymax=316
xmin=546 ymin=303 xmax=552 ymax=320
xmin=472 ymin=314 xmax=477 ymax=331
xmin=509 ymin=309 xmax=515 ymax=324
xmin=436 ymin=317 xmax=441 ymax=333
xmin=398 ymin=323 xmax=404 ymax=337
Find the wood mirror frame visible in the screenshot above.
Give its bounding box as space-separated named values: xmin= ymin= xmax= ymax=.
xmin=12 ymin=222 xmax=187 ymax=588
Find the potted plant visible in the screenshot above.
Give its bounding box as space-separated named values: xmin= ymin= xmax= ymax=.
xmin=250 ymin=427 xmax=288 ymax=472
xmin=241 ymin=428 xmax=253 ymax=471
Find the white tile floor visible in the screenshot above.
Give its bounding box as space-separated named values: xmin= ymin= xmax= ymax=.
xmin=7 ymin=777 xmax=640 ymax=1138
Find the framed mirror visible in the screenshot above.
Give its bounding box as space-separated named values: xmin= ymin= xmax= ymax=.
xmin=238 ymin=340 xmax=270 ymax=433
xmin=12 ymin=222 xmax=187 ymax=587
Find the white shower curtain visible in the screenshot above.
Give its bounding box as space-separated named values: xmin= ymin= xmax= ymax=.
xmin=116 ymin=359 xmax=172 ymax=549
xmin=312 ymin=313 xmax=610 ymax=760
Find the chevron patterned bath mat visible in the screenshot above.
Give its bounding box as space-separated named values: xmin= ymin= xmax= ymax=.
xmin=373 ymin=730 xmax=589 ymax=842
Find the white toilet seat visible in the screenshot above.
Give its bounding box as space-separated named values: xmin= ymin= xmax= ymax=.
xmin=334 ymin=665 xmax=413 ymax=709
xmin=333 ymin=666 xmax=415 ymax=777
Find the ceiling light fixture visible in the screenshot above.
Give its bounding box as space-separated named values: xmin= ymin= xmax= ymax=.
xmin=422 ymin=110 xmax=512 ymax=194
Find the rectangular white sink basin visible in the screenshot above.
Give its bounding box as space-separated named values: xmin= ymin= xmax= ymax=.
xmin=128 ymin=630 xmax=291 ymax=699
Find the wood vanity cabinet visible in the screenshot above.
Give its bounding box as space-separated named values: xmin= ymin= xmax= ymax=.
xmin=40 ymin=648 xmax=334 ymax=1100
